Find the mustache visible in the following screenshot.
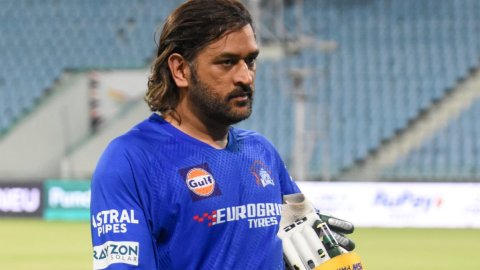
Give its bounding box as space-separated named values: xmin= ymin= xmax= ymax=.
xmin=227 ymin=84 xmax=253 ymax=100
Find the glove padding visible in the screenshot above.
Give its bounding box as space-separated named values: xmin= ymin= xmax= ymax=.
xmin=279 ymin=193 xmax=356 ymax=270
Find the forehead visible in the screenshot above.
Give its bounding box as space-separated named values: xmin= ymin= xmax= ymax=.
xmin=199 ymin=25 xmax=258 ymax=58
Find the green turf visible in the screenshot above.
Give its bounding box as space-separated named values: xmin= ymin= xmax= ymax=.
xmin=0 ymin=219 xmax=91 ymax=270
xmin=353 ymin=227 xmax=480 ymax=270
xmin=0 ymin=219 xmax=479 ymax=270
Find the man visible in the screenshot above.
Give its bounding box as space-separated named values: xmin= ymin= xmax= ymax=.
xmin=90 ymin=1 xmax=351 ymax=269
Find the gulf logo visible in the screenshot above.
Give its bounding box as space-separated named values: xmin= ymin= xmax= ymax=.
xmin=186 ymin=168 xmax=216 ymax=197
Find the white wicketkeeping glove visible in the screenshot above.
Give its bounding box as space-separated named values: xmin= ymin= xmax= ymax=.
xmin=278 ymin=193 xmax=355 ymax=270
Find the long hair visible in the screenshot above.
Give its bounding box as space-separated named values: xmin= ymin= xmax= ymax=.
xmin=145 ymin=0 xmax=254 ymax=113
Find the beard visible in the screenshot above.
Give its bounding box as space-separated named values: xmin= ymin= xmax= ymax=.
xmin=188 ymin=69 xmax=254 ymax=126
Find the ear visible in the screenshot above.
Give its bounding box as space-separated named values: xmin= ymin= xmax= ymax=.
xmin=167 ymin=53 xmax=190 ymax=88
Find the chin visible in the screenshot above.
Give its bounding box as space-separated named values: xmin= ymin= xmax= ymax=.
xmin=222 ymin=109 xmax=251 ymax=125
xmin=232 ymin=111 xmax=252 ymax=124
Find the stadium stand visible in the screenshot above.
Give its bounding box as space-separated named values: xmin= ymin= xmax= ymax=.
xmin=0 ymin=0 xmax=182 ymax=135
xmin=1 ymin=0 xmax=480 ymax=181
xmin=383 ymin=98 xmax=480 ymax=181
xmin=240 ymin=0 xmax=480 ymax=179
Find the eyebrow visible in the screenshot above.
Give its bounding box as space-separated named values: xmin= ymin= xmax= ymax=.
xmin=215 ymin=50 xmax=260 ymax=60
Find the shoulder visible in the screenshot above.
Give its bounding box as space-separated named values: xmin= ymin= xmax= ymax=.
xmin=231 ymin=126 xmax=278 ymax=151
xmin=231 ymin=127 xmax=278 ymax=154
xmin=92 ymin=115 xmax=172 ymax=193
xmin=110 ymin=114 xmax=172 ymax=152
xmin=97 ymin=114 xmax=174 ymax=169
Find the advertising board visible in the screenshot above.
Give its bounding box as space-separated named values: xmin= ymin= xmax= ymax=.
xmin=43 ymin=179 xmax=91 ymax=221
xmin=0 ymin=182 xmax=43 ymax=217
xmin=297 ymin=182 xmax=480 ymax=228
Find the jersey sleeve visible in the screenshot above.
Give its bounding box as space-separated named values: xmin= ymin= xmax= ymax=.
xmin=90 ymin=138 xmax=157 ymax=269
xmin=277 ymin=156 xmax=302 ymax=196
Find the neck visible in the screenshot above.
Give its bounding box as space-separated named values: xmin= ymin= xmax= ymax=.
xmin=163 ymin=110 xmax=230 ymax=149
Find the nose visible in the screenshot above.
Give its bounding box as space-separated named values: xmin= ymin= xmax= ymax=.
xmin=234 ymin=60 xmax=254 ymax=86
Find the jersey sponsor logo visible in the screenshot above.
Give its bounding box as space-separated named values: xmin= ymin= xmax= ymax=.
xmin=193 ymin=203 xmax=282 ymax=229
xmin=93 ymin=241 xmax=139 ymax=269
xmin=91 ymin=209 xmax=139 ymax=237
xmin=187 ymin=168 xmax=215 ymax=196
xmin=179 ymin=163 xmax=222 ymax=201
xmin=250 ymin=160 xmax=275 ymax=187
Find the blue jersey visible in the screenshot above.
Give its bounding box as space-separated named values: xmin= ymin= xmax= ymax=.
xmin=90 ymin=113 xmax=301 ymax=269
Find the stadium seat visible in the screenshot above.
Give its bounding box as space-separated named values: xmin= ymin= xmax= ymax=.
xmin=1 ymin=0 xmax=480 ymax=180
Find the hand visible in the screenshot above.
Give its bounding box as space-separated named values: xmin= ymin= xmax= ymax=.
xmin=317 ymin=213 xmax=356 ymax=252
xmin=278 ymin=193 xmax=357 ymax=270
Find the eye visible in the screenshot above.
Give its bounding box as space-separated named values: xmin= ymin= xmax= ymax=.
xmin=245 ymin=56 xmax=257 ymax=69
xmin=221 ymin=59 xmax=236 ymax=66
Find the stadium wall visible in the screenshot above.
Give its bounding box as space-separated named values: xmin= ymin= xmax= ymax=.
xmin=0 ymin=70 xmax=150 ymax=181
xmin=63 ymin=98 xmax=150 ymax=179
xmin=0 ymin=73 xmax=90 ymax=181
xmin=62 ymin=70 xmax=151 ymax=179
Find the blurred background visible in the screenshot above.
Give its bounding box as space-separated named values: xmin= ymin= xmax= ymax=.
xmin=1 ymin=0 xmax=479 ymax=269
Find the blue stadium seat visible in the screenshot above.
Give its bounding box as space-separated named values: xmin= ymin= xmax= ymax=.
xmin=1 ymin=0 xmax=479 ymax=180
xmin=383 ymin=100 xmax=480 ymax=180
xmin=238 ymin=0 xmax=480 ymax=179
xmin=0 ymin=0 xmax=183 ymax=135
